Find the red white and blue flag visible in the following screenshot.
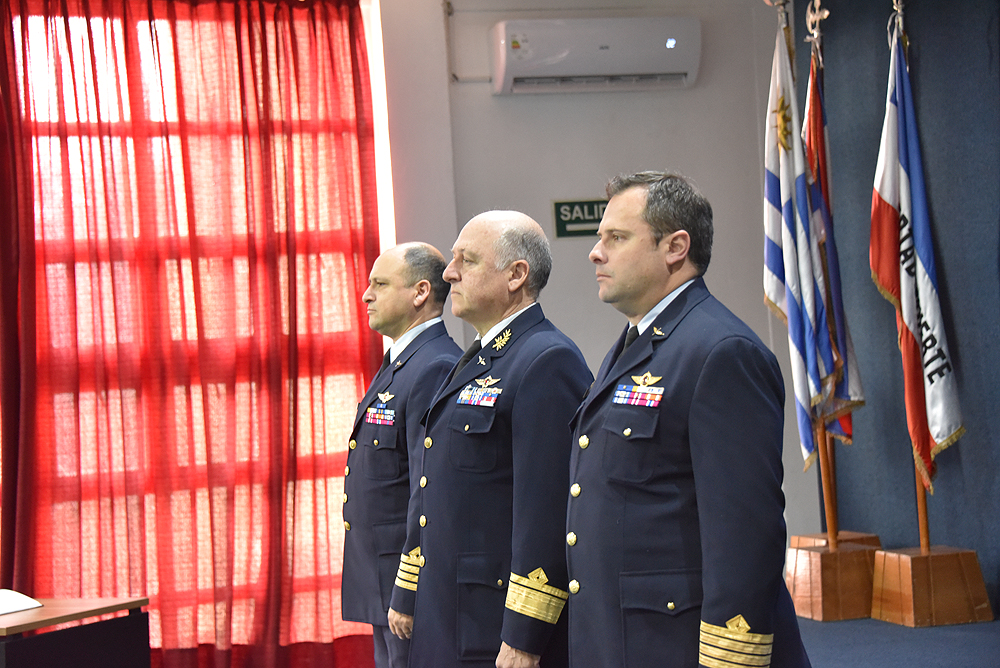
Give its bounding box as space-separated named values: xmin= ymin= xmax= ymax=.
xmin=802 ymin=42 xmax=864 ymax=441
xmin=870 ymin=20 xmax=965 ymax=490
xmin=763 ymin=26 xmax=837 ymax=467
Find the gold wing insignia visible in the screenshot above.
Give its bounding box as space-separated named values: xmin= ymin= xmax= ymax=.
xmin=492 ymin=329 xmax=512 ymax=351
xmin=475 ymin=375 xmax=501 ymax=388
xmin=378 ymin=391 xmax=394 ymax=403
xmin=631 ymin=372 xmax=662 ymax=387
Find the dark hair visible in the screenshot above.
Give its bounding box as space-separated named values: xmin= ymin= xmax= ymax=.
xmin=403 ymin=244 xmax=450 ymax=304
xmin=494 ymin=222 xmax=552 ymax=298
xmin=606 ymin=171 xmax=713 ymax=274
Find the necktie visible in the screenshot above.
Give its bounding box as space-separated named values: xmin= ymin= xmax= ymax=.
xmin=453 ymin=339 xmax=482 ymax=376
xmin=617 ymin=325 xmax=639 ymax=362
xmin=378 ymin=350 xmax=392 ymax=375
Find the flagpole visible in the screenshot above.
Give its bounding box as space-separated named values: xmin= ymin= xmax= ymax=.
xmin=813 ymin=419 xmax=838 ymax=551
xmin=914 ymin=465 xmax=930 ymax=553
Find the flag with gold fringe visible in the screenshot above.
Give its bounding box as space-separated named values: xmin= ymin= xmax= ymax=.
xmin=870 ymin=17 xmax=964 ymax=490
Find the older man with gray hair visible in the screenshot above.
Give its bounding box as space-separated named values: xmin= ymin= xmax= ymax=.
xmin=388 ymin=211 xmax=592 ymax=668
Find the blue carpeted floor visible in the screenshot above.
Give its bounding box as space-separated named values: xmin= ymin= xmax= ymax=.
xmin=798 ymin=617 xmax=1000 ymax=667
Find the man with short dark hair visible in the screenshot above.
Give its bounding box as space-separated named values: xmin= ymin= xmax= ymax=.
xmin=565 ymin=172 xmax=811 ymax=668
xmin=342 ymin=242 xmax=461 ymax=668
xmin=388 ymin=211 xmax=592 ymax=668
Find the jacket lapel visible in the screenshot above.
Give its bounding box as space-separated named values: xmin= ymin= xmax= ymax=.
xmin=583 ymin=278 xmax=711 ymax=411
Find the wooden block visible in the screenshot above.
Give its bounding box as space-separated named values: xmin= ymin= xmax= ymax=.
xmin=785 ymin=542 xmax=877 ymax=621
xmin=871 ymin=546 xmax=995 ymax=627
xmin=790 ymin=531 xmax=882 ymax=549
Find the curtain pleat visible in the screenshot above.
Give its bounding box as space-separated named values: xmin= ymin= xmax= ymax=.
xmin=0 ymin=1 xmax=381 ymax=666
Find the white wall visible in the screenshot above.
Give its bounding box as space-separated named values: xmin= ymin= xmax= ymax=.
xmin=378 ymin=0 xmax=819 ymax=537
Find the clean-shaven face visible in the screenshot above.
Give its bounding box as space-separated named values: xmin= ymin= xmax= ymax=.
xmin=362 ymin=248 xmax=418 ymax=341
xmin=590 ymin=186 xmax=671 ymax=321
xmin=443 ymin=218 xmax=511 ymax=334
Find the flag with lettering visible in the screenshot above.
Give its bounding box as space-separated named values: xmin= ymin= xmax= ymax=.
xmin=870 ymin=21 xmax=965 ymax=490
xmin=763 ymin=26 xmax=836 ymax=467
xmin=803 ymin=42 xmax=864 ymax=440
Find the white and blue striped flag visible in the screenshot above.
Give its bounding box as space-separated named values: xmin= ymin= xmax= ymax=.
xmin=763 ymin=26 xmax=837 ymax=468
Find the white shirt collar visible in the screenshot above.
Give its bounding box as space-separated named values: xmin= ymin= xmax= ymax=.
xmin=389 ymin=317 xmax=442 ymax=363
xmin=635 ymin=280 xmax=695 ymax=335
xmin=479 ymin=303 xmax=538 ymax=348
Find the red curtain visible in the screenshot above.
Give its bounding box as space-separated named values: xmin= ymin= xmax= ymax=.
xmin=0 ymin=1 xmax=382 ymax=666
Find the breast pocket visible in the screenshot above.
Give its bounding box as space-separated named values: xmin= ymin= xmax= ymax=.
xmin=601 ymin=406 xmax=659 ymax=484
xmin=448 ymin=405 xmax=498 ymax=472
xmin=363 ymin=425 xmax=402 ymax=480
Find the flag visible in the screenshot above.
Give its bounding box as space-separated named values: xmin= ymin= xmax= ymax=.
xmin=870 ymin=21 xmax=965 ymax=490
xmin=802 ymin=43 xmax=865 ymax=441
xmin=763 ymin=26 xmax=837 ymax=468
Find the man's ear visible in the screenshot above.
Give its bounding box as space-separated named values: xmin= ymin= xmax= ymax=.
xmin=663 ymin=230 xmax=691 ymax=267
xmin=412 ymin=279 xmax=431 ymax=308
xmin=507 ymin=259 xmax=529 ymax=293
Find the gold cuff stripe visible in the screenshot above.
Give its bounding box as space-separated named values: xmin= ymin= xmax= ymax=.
xmin=505 ymin=581 xmax=566 ymax=624
xmin=699 ymin=652 xmax=771 ymax=668
xmin=395 ymin=568 xmax=419 ymax=583
xmin=700 ymin=643 xmax=772 ymax=666
xmin=700 ymin=620 xmax=774 ymax=645
xmin=509 ymin=571 xmax=569 ymax=600
xmin=400 ymin=552 xmax=423 ymax=566
xmin=398 ymin=563 xmax=420 ymax=575
xmin=394 ymin=577 xmax=418 ymax=591
xmin=701 ymin=635 xmax=773 ymax=656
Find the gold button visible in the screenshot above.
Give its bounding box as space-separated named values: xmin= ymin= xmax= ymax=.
xmin=464 ymin=424 xmax=470 ymax=431
xmin=344 ymin=521 xmax=351 ymax=531
xmin=578 ymin=435 xmax=589 ymax=449
xmin=420 ymin=476 xmax=427 ymax=488
xmin=568 ymin=580 xmax=580 ymax=594
xmin=342 ymin=493 xmax=348 ymax=503
xmin=419 ymin=556 xmax=426 ymax=567
xmin=424 ymin=437 xmax=433 ymax=448
xmin=566 ymin=532 xmax=577 ymax=546
xmin=623 ymin=427 xmax=632 ymax=437
xmin=344 ymin=465 xmax=350 ymax=476
xmin=497 ymin=579 xmax=504 ymax=587
xmin=570 ymin=483 xmax=581 ymax=497
xmin=349 ymin=439 xmax=356 ymax=449
xmin=419 ymin=515 xmax=427 ymax=527
xmin=667 ymin=601 xmax=676 ymax=610
xmin=373 ymin=439 xmax=379 ymax=446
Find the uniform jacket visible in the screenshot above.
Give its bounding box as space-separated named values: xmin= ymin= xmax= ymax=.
xmin=565 ymin=278 xmax=811 ymax=668
xmin=390 ymin=305 xmax=592 ymax=668
xmin=342 ymin=321 xmax=461 ymax=625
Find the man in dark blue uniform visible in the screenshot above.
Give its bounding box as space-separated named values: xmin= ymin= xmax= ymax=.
xmin=566 ymin=172 xmax=811 ymax=668
xmin=387 ymin=212 xmax=592 ymax=668
xmin=343 ymin=242 xmax=461 ymax=668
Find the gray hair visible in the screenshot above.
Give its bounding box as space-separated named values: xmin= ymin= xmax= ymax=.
xmin=493 ymin=222 xmax=552 ymax=298
xmin=606 ymin=171 xmax=714 ymax=274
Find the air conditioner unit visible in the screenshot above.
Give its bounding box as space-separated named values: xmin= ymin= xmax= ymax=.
xmin=489 ymin=17 xmax=701 ymax=95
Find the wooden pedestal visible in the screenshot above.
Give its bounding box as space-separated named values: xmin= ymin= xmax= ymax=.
xmin=871 ymin=546 xmax=994 ymax=627
xmin=785 ymin=542 xmax=877 ymax=621
xmin=790 ymin=531 xmax=882 ymax=549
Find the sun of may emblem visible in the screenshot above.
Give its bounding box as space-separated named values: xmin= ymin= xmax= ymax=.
xmin=773 ymin=95 xmax=792 ymax=151
xmin=492 ymin=329 xmax=512 ymax=351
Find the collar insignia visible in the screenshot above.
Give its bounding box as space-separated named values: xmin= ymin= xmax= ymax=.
xmin=377 ymin=391 xmax=395 ymax=403
xmin=632 ymin=372 xmax=662 ymax=387
xmin=492 ymin=329 xmax=512 ymax=351
xmin=653 ymin=326 xmax=665 ymax=336
xmin=475 ymin=375 xmax=501 ymax=388
xmin=477 ymin=355 xmax=486 ymax=365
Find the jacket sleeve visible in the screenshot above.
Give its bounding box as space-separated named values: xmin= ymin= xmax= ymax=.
xmin=501 ymin=343 xmax=593 ymax=655
xmin=389 ymin=351 xmax=459 ymax=615
xmin=688 ymin=336 xmax=787 ymax=667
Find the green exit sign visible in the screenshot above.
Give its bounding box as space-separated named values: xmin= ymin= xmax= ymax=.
xmin=553 ymin=200 xmax=607 ymax=237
